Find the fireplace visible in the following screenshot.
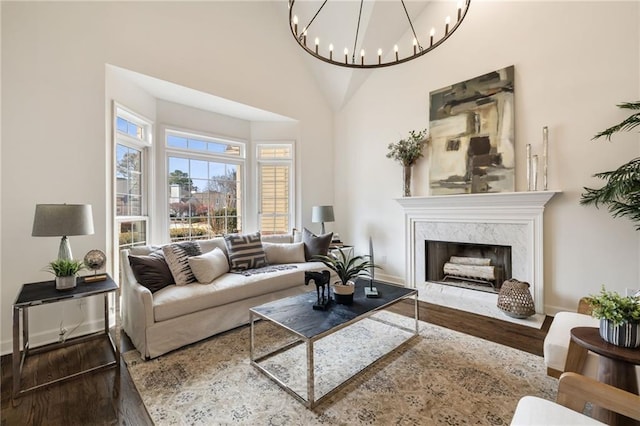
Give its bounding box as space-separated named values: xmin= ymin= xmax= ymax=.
xmin=396 ymin=191 xmax=559 ymax=314
xmin=425 ymin=240 xmax=512 ymax=293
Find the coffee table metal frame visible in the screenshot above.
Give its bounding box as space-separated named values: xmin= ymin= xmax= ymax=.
xmin=249 ymin=282 xmax=418 ymax=408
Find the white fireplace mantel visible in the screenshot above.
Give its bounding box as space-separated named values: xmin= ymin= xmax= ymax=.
xmin=395 ymin=191 xmax=560 ymax=313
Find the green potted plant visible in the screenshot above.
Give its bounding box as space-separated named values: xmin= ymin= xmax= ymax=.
xmin=387 ymin=129 xmax=429 ymax=197
xmin=313 ymin=249 xmax=378 ymax=304
xmin=580 ymin=101 xmax=640 ymax=229
xmin=584 ymin=286 xmax=640 ymax=348
xmin=46 ymin=259 xmax=86 ymax=291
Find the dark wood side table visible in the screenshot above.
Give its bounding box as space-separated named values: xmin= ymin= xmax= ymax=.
xmin=569 ymin=327 xmax=640 ymax=426
xmin=12 ymin=275 xmax=120 ymax=399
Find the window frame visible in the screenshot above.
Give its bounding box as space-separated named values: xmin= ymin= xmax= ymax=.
xmin=255 ymin=141 xmax=295 ymax=235
xmin=164 ymin=127 xmax=247 ymax=241
xmin=112 ymin=102 xmax=153 ymax=275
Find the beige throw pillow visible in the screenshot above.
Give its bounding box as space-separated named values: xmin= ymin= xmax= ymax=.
xmin=263 ymin=242 xmax=305 ymax=264
xmin=188 ymin=247 xmax=230 ymax=284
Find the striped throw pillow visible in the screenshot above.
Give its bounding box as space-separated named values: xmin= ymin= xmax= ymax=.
xmin=162 ymin=241 xmax=202 ymax=286
xmin=224 ymin=231 xmax=268 ymax=271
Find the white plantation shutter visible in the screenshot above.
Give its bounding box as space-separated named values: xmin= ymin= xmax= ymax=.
xmin=257 ymin=144 xmax=294 ymax=235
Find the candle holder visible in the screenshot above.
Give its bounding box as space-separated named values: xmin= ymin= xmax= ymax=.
xmin=542 ymin=126 xmax=549 ymax=190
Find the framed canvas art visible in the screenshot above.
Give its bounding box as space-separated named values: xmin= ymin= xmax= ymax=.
xmin=428 ymin=66 xmax=515 ymax=195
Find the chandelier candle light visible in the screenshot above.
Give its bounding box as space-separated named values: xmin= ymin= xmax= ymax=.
xmin=288 ymin=0 xmax=471 ymax=69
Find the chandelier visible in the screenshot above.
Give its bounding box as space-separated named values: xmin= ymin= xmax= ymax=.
xmin=289 ymin=0 xmax=471 ymax=69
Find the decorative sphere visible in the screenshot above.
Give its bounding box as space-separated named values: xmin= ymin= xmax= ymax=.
xmin=84 ymin=249 xmax=106 ymax=271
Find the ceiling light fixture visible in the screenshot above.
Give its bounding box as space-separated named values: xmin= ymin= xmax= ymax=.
xmin=289 ymin=0 xmax=471 ymax=69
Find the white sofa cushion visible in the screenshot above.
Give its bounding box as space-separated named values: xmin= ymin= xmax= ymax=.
xmin=263 ymin=242 xmax=305 ymax=264
xmin=510 ymin=396 xmax=605 ymax=425
xmin=544 ymin=311 xmax=600 ymax=376
xmin=152 ymin=261 xmax=326 ymax=322
xmin=188 ymin=247 xmax=229 ymax=284
xmin=197 ymin=237 xmax=228 ymax=256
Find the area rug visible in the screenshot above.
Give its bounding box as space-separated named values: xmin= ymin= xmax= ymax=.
xmin=123 ymin=313 xmax=557 ymax=425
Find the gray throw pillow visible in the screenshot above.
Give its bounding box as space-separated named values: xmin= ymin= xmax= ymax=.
xmin=224 ymin=231 xmax=268 ymax=271
xmin=162 ymin=241 xmax=202 ymax=286
xmin=302 ymin=228 xmax=333 ymax=261
xmin=128 ymin=252 xmax=174 ymax=293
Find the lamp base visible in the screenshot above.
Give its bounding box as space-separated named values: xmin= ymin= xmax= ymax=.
xmin=58 ymin=236 xmax=72 ymax=260
xmin=365 ymin=286 xmax=380 ymax=298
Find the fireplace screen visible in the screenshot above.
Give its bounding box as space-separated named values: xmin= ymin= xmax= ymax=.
xmin=425 ymin=240 xmax=512 ymax=293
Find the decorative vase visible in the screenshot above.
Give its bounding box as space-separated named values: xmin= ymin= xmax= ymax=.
xmin=56 ymin=275 xmax=77 ymax=291
xmin=599 ymin=318 xmax=640 ymax=348
xmin=333 ymin=280 xmax=355 ymax=305
xmin=403 ymin=165 xmax=412 ymax=197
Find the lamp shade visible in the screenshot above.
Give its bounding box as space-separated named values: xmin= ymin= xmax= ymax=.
xmin=32 ymin=204 xmax=94 ymax=237
xmin=311 ymin=205 xmax=334 ymax=223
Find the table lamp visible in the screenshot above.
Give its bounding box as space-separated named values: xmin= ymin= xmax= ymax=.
xmin=32 ymin=204 xmax=94 ymax=260
xmin=311 ymin=205 xmax=334 ymax=234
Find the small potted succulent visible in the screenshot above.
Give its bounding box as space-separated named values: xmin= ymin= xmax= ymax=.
xmin=313 ymin=249 xmax=377 ymax=304
xmin=584 ymin=286 xmax=640 ymax=348
xmin=46 ymin=259 xmax=86 ymax=291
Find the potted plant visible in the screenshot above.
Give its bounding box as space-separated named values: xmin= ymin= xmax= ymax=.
xmin=46 ymin=259 xmax=86 ymax=291
xmin=313 ymin=249 xmax=377 ymax=304
xmin=584 ymin=286 xmax=640 ymax=348
xmin=386 ymin=129 xmax=429 ymax=197
xmin=580 ymin=101 xmax=640 ymax=229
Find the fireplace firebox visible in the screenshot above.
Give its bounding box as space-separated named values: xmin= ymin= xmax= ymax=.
xmin=425 ymin=240 xmax=512 ymax=293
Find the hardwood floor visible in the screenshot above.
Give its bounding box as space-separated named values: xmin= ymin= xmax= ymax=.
xmin=1 ymin=301 xmax=552 ymax=426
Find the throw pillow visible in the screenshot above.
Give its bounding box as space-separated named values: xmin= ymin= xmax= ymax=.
xmin=128 ymin=252 xmax=174 ymax=293
xmin=263 ymin=242 xmax=305 ymax=264
xmin=162 ymin=241 xmax=202 ymax=286
xmin=188 ymin=247 xmax=230 ymax=283
xmin=223 ymin=231 xmax=268 ymax=271
xmin=302 ymin=228 xmax=333 ymax=261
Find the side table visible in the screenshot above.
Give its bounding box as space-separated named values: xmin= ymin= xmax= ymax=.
xmin=12 ymin=275 xmax=120 ymax=399
xmin=569 ymin=327 xmax=640 ymax=426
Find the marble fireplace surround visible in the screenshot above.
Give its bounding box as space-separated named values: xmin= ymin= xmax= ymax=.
xmin=396 ymin=191 xmax=559 ymax=314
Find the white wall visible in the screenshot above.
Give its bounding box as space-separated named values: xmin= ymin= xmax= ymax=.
xmin=1 ymin=2 xmax=333 ymax=354
xmin=335 ymin=1 xmax=640 ymax=313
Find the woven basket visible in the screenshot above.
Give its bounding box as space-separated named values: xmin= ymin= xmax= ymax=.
xmin=497 ymin=279 xmax=535 ymax=318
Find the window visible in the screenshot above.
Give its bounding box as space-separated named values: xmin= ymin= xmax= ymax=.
xmin=257 ymin=143 xmax=294 ymax=235
xmin=114 ymin=105 xmax=152 ymax=251
xmin=166 ymin=130 xmax=244 ymax=242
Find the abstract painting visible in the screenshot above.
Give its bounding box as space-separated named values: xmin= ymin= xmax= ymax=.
xmin=428 ymin=66 xmax=515 ymax=195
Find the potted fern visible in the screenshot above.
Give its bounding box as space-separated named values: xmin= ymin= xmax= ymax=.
xmin=46 ymin=259 xmax=86 ymax=291
xmin=313 ymin=249 xmax=377 ymax=304
xmin=584 ymin=286 xmax=640 ymax=348
xmin=580 ymin=101 xmax=640 ymax=229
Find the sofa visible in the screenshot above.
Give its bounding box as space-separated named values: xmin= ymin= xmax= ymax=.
xmin=121 ymin=231 xmax=335 ymax=359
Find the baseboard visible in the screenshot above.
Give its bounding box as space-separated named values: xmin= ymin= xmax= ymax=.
xmin=376 ymin=273 xmax=404 ymax=285
xmin=0 ymin=317 xmax=108 ymax=356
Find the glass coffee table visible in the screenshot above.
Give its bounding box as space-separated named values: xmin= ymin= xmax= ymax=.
xmin=249 ymin=278 xmax=418 ymax=408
